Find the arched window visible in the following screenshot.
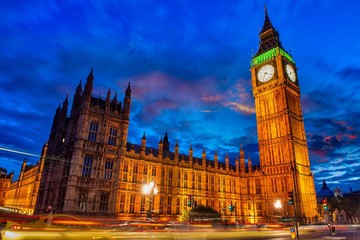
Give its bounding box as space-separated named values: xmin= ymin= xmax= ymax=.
xmin=88 ymin=121 xmax=99 ymax=141
xmin=104 ymin=159 xmax=113 ymax=180
xmin=82 ymin=155 xmax=93 ymax=177
xmin=108 ymin=127 xmax=117 ymax=145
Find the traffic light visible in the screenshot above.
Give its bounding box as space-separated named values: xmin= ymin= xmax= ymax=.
xmin=322 ymin=198 xmax=328 ymax=211
xmin=228 ymin=201 xmax=233 ymax=211
xmin=187 ymin=195 xmax=192 ymax=207
xmin=287 ymin=191 xmax=294 ymax=205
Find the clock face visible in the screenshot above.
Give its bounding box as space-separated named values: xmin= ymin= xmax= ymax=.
xmin=286 ymin=64 xmax=296 ymax=82
xmin=257 ymin=64 xmax=275 ymax=83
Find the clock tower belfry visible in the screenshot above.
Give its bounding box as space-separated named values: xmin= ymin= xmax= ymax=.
xmin=250 ymin=8 xmax=317 ymax=221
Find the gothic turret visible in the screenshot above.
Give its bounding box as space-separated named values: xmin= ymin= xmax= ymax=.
xmin=60 ymin=95 xmax=68 ymax=120
xmin=240 ymin=145 xmax=245 ymax=173
xmin=174 ymin=140 xmax=179 ymax=161
xmin=123 ymin=82 xmax=131 ymax=119
xmin=248 ymin=156 xmax=252 ymax=173
xmin=225 ymin=153 xmax=229 ymax=171
xmin=214 ymin=152 xmax=218 ymax=169
xmin=235 ymin=156 xmax=239 ymax=173
xmin=105 ymin=88 xmax=111 ymax=113
xmin=189 ymin=145 xmax=193 ymax=164
xmin=202 ymin=149 xmax=206 ymax=166
xmin=83 ymin=67 xmax=94 ymax=98
xmin=71 ymin=80 xmax=82 ymax=117
xmin=255 ymin=6 xmax=282 ymax=56
xmin=158 ymin=136 xmax=163 ymax=159
xmin=163 ymin=132 xmax=169 ymax=153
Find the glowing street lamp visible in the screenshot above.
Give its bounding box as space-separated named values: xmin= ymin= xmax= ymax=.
xmin=142 ymin=181 xmax=158 ymax=219
xmin=274 ymin=200 xmax=282 ymax=218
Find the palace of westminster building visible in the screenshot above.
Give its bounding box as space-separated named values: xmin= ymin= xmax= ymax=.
xmin=3 ymin=10 xmax=318 ymax=223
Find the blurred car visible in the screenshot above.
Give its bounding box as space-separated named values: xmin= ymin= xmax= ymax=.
xmin=1 ymin=214 xmax=113 ymax=240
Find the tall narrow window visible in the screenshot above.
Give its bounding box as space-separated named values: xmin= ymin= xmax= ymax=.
xmin=255 ymin=179 xmax=262 ymax=194
xmin=119 ymin=193 xmax=125 ymax=213
xmin=99 ymin=192 xmax=109 ymax=212
xmin=88 ymin=121 xmax=99 ymax=141
xmin=140 ymin=196 xmax=146 ymax=213
xmin=143 ymin=165 xmax=147 ymax=175
xmin=104 ymin=159 xmax=113 ymax=180
xmin=82 ymin=155 xmax=93 ymax=177
xmin=152 ymin=166 xmax=156 ymax=176
xmin=108 ymin=127 xmax=117 ymax=145
xmin=129 ymin=194 xmax=135 ymax=213
xmin=176 ymin=198 xmax=180 ymax=215
xmin=197 ymin=174 xmax=201 ymax=190
xmin=167 ymin=196 xmax=172 ymax=214
xmin=168 ymin=169 xmax=172 ymax=187
xmin=78 ymin=189 xmax=88 ymax=211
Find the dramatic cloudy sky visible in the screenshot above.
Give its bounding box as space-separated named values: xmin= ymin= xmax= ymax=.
xmin=0 ymin=1 xmax=359 ymax=192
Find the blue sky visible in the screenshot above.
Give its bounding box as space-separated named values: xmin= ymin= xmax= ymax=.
xmin=0 ymin=0 xmax=359 ymax=193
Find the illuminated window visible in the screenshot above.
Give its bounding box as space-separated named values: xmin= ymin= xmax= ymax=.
xmin=168 ymin=170 xmax=172 ymax=187
xmin=108 ymin=127 xmax=117 ymax=145
xmin=152 ymin=166 xmax=156 ymax=176
xmin=119 ymin=193 xmax=125 ymax=213
xmin=143 ymin=165 xmax=147 ymax=175
xmin=167 ymin=196 xmax=172 ymax=214
xmin=176 ymin=198 xmax=180 ymax=214
xmin=184 ymin=172 xmax=188 ymax=188
xmin=160 ymin=196 xmax=164 ymax=214
xmin=132 ymin=172 xmax=137 ymax=183
xmin=197 ymin=174 xmax=201 ymax=190
xmin=232 ymin=179 xmax=236 ymax=193
xmin=255 ymin=179 xmax=261 ymax=194
xmin=161 ymin=172 xmax=165 ymax=186
xmin=132 ymin=164 xmax=138 ymax=183
xmin=104 ymin=159 xmax=113 ymax=180
xmin=140 ymin=196 xmax=146 ymax=212
xmin=82 ymin=155 xmax=93 ymax=177
xmin=129 ymin=194 xmax=135 ymax=213
xmin=88 ymin=121 xmax=99 ymax=141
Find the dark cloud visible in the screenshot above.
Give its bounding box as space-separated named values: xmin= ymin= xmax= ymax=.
xmin=337 ymin=67 xmax=360 ymax=80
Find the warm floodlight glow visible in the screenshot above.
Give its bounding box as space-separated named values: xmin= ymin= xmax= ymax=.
xmin=274 ymin=200 xmax=282 ymax=209
xmin=153 ymin=186 xmax=158 ymax=195
xmin=142 ymin=184 xmax=151 ymax=195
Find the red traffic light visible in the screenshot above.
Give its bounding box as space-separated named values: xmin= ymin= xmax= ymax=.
xmin=287 ymin=191 xmax=294 ymax=205
xmin=187 ymin=195 xmax=192 ymax=207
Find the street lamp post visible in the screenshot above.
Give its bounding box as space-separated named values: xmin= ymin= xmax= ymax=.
xmin=274 ymin=200 xmax=282 ymax=221
xmin=142 ymin=181 xmax=158 ymax=219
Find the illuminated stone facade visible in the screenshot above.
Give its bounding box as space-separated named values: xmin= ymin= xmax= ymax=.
xmin=4 ymin=146 xmax=45 ymax=214
xmin=29 ymin=68 xmax=265 ymax=223
xmin=250 ymin=9 xmax=317 ymax=220
xmin=0 ymin=168 xmax=13 ymax=206
xmin=119 ymin=140 xmax=262 ymax=223
xmin=5 ymin=10 xmax=317 ymax=223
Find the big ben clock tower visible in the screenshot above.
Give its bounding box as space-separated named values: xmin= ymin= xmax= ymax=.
xmin=250 ymin=8 xmax=317 ymax=221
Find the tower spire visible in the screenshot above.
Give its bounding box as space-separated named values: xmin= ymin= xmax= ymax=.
xmin=264 ymin=4 xmax=267 ymax=16
xmin=255 ymin=7 xmax=282 ymax=56
xmin=83 ymin=67 xmax=94 ymax=98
